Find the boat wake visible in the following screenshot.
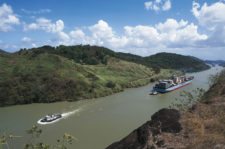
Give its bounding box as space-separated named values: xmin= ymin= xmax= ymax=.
xmin=37 ymin=108 xmax=81 ymax=125
xmin=61 ymin=109 xmax=81 ymax=118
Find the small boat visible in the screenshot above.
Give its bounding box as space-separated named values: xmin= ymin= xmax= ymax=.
xmin=150 ymin=91 xmax=158 ymax=95
xmin=37 ymin=113 xmax=62 ymax=124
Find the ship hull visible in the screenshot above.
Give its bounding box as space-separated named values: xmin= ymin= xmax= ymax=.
xmin=154 ymin=79 xmax=193 ymax=93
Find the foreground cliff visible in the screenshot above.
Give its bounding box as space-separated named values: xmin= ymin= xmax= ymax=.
xmin=107 ymin=70 xmax=225 ymax=149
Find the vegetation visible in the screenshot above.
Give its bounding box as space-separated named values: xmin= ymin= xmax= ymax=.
xmin=171 ymin=88 xmax=206 ymax=111
xmin=205 ymin=60 xmax=225 ymax=67
xmin=0 ymin=49 xmax=8 ymax=55
xmin=164 ymin=70 xmax=225 ymax=148
xmin=178 ymin=70 xmax=225 ymax=148
xmin=17 ymin=45 xmax=209 ymax=72
xmin=107 ymin=69 xmax=225 ymax=149
xmin=145 ymin=53 xmax=210 ymax=72
xmin=203 ymin=70 xmax=225 ymax=102
xmin=0 ymin=50 xmax=155 ymax=106
xmin=0 ymin=45 xmax=209 ymax=107
xmin=0 ymin=125 xmax=76 ymax=149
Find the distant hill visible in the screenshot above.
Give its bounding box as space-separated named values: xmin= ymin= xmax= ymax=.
xmin=17 ymin=45 xmax=210 ymax=72
xmin=17 ymin=45 xmax=115 ymax=65
xmin=0 ymin=49 xmax=8 ymax=55
xmin=0 ymin=45 xmax=209 ymax=106
xmin=144 ymin=52 xmax=210 ymax=72
xmin=205 ymin=60 xmax=225 ymax=67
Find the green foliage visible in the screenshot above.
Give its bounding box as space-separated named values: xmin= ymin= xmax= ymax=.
xmin=106 ymin=81 xmax=116 ymax=88
xmin=0 ymin=125 xmax=76 ymax=149
xmin=0 ymin=45 xmax=207 ymax=107
xmin=18 ymin=45 xmax=115 ymax=65
xmin=203 ymin=70 xmax=225 ymax=101
xmin=0 ymin=133 xmax=22 ymax=149
xmin=208 ymin=72 xmax=221 ymax=87
xmin=17 ymin=45 xmax=209 ymax=73
xmin=0 ymin=50 xmax=155 ymax=107
xmin=145 ymin=53 xmax=210 ymax=72
xmin=170 ymin=88 xmax=206 ymax=111
xmin=54 ymin=133 xmax=77 ymax=149
xmin=25 ymin=125 xmax=76 ymax=149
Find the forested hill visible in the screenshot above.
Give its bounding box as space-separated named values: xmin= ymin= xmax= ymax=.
xmin=17 ymin=45 xmax=210 ymax=72
xmin=0 ymin=49 xmax=8 ymax=55
xmin=0 ymin=45 xmax=156 ymax=106
xmin=0 ymin=45 xmax=209 ymax=106
xmin=145 ymin=52 xmax=210 ymax=72
xmin=205 ymin=60 xmax=225 ymax=67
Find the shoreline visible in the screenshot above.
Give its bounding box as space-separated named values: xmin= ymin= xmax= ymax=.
xmin=0 ymin=69 xmax=184 ymax=108
xmin=0 ymin=68 xmax=209 ymax=108
xmin=106 ymin=67 xmax=224 ymax=149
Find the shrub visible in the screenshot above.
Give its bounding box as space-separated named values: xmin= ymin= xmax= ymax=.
xmin=106 ymin=81 xmax=116 ymax=88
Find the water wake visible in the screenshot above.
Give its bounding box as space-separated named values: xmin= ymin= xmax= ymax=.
xmin=61 ymin=109 xmax=81 ymax=118
xmin=37 ymin=108 xmax=81 ymax=125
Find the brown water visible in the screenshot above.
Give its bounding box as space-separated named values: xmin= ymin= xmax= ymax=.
xmin=0 ymin=66 xmax=222 ymax=149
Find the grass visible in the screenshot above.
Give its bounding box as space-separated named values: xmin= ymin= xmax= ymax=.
xmin=170 ymin=70 xmax=225 ymax=148
xmin=1 ymin=53 xmax=174 ymax=106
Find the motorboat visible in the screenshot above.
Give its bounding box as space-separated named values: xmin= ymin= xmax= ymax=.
xmin=37 ymin=113 xmax=62 ymax=124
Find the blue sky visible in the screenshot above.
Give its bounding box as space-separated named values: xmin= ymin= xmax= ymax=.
xmin=1 ymin=0 xmax=225 ymax=60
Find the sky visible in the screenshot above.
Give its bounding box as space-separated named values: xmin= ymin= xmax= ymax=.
xmin=0 ymin=0 xmax=225 ymax=60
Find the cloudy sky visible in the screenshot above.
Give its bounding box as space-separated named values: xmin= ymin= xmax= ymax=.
xmin=0 ymin=0 xmax=225 ymax=60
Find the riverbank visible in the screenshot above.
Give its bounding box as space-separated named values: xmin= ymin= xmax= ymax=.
xmin=0 ymin=66 xmax=219 ymax=149
xmin=0 ymin=53 xmax=181 ymax=107
xmin=106 ymin=69 xmax=225 ymax=149
xmin=0 ymin=45 xmax=210 ymax=107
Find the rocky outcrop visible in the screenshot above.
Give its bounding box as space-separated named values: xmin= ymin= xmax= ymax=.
xmin=106 ymin=108 xmax=182 ymax=149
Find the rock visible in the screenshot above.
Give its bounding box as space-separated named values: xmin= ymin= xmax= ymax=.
xmin=149 ymin=108 xmax=182 ymax=133
xmin=106 ymin=108 xmax=182 ymax=149
xmin=106 ymin=121 xmax=152 ymax=149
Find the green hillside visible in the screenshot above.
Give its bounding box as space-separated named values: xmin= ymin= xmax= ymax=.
xmin=145 ymin=52 xmax=210 ymax=72
xmin=0 ymin=49 xmax=9 ymax=55
xmin=18 ymin=45 xmax=209 ymax=72
xmin=0 ymin=45 xmax=209 ymax=106
xmin=0 ymin=52 xmax=156 ymax=106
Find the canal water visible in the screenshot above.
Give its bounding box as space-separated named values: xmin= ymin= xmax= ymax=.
xmin=0 ymin=66 xmax=222 ymax=149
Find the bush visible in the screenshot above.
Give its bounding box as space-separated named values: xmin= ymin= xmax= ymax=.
xmin=106 ymin=81 xmax=116 ymax=88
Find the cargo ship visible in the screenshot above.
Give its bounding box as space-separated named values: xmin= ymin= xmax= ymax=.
xmin=151 ymin=75 xmax=194 ymax=94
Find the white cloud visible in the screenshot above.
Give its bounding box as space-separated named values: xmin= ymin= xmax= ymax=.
xmin=89 ymin=20 xmax=114 ymax=39
xmin=57 ymin=31 xmax=70 ymax=44
xmin=192 ymin=1 xmax=225 ymax=47
xmin=24 ymin=18 xmax=64 ymax=33
xmin=69 ymin=29 xmax=88 ymax=44
xmin=20 ymin=37 xmax=38 ymax=49
xmin=70 ymin=29 xmax=85 ymax=39
xmin=22 ymin=16 xmax=209 ymax=57
xmin=63 ymin=19 xmax=205 ymax=54
xmin=121 ymin=19 xmax=207 ymax=50
xmin=162 ymin=0 xmax=171 ymax=11
xmin=21 ymin=37 xmax=32 ymax=43
xmin=21 ymin=8 xmax=51 ymax=14
xmin=156 ymin=19 xmax=188 ymax=32
xmin=24 ymin=18 xmax=70 ymax=44
xmin=31 ymin=43 xmax=37 ymax=47
xmin=0 ymin=3 xmax=20 ymax=32
xmin=192 ymin=1 xmax=225 ymax=29
xmin=145 ymin=0 xmax=171 ymax=12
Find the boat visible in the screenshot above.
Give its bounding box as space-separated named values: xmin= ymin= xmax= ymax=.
xmin=152 ymin=75 xmax=194 ymax=93
xmin=37 ymin=113 xmax=62 ymax=124
xmin=149 ymin=91 xmax=158 ymax=95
